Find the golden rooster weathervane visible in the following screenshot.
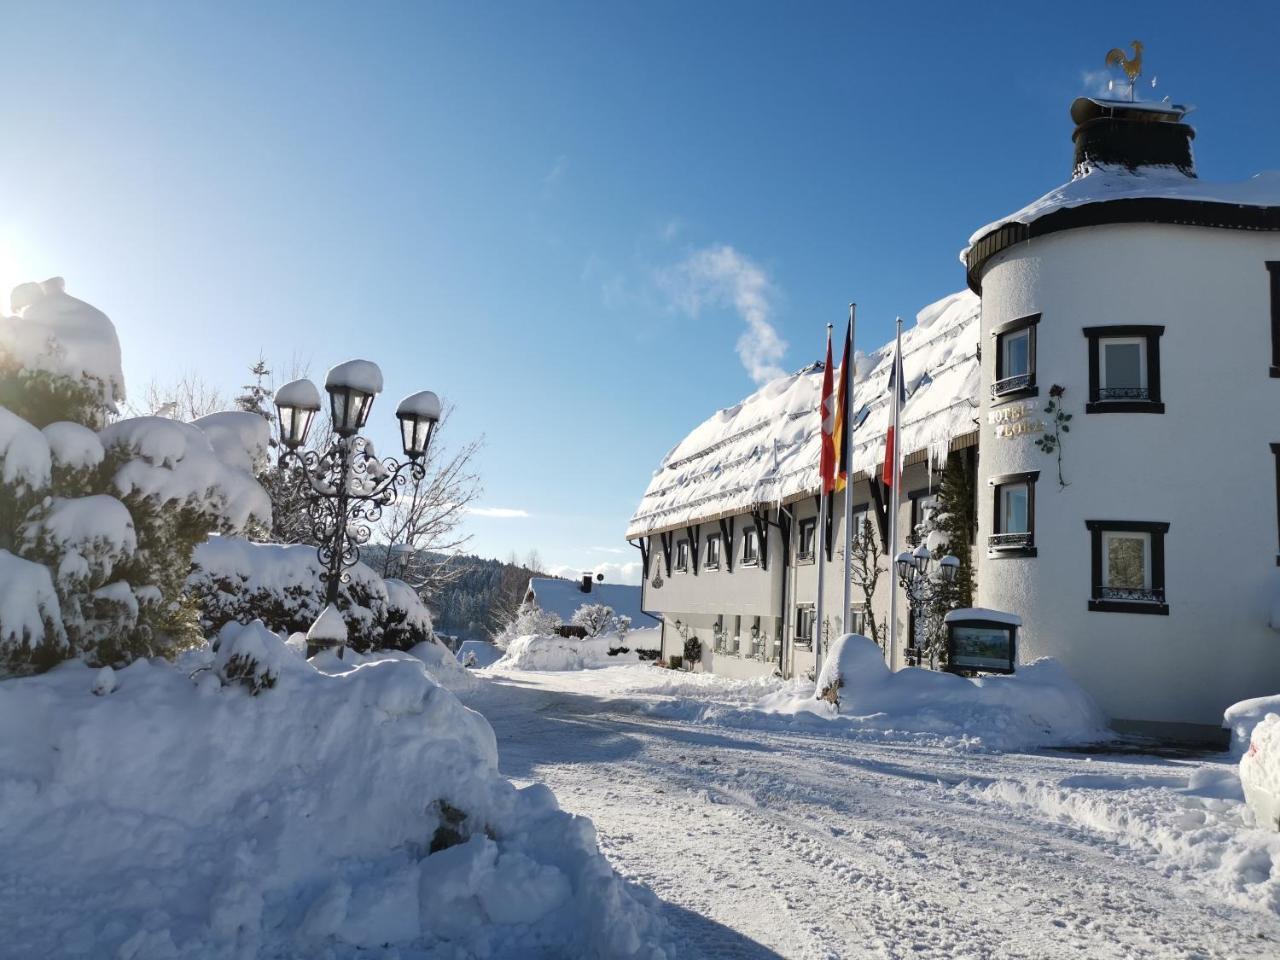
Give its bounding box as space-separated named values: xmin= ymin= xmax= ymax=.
xmin=1105 ymin=40 xmax=1144 ymax=101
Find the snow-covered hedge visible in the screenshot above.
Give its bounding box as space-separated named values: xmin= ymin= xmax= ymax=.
xmin=0 ymin=278 xmax=270 ymax=674
xmin=491 ymin=633 xmax=642 ymax=671
xmin=0 ymin=630 xmax=669 ymax=956
xmin=187 ymin=536 xmax=434 ymax=653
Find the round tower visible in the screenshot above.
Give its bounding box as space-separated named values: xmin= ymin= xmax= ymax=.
xmin=966 ymin=97 xmax=1280 ymax=740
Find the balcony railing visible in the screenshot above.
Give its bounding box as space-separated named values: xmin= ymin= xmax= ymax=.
xmin=991 ymin=373 xmax=1033 ymax=399
xmin=1097 ymin=585 xmax=1165 ymax=603
xmin=1096 ymin=386 xmax=1150 ymax=401
xmin=988 ymin=532 xmax=1033 ymax=550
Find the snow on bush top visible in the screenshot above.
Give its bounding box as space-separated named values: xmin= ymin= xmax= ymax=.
xmin=325 ymin=358 xmax=384 ymax=395
xmin=0 ymin=549 xmax=66 ymax=652
xmin=41 ymin=421 xmax=104 ymax=471
xmin=0 ymin=650 xmax=669 ymax=956
xmin=192 ymin=411 xmax=271 ymax=474
xmin=101 ymin=416 xmax=271 ymax=531
xmin=627 ymin=290 xmax=979 ymax=536
xmin=965 ymin=163 xmax=1280 ymax=255
xmin=22 ymin=495 xmax=137 ymax=563
xmin=0 ymin=406 xmax=51 ymax=492
xmin=0 ymin=277 xmax=125 ymax=409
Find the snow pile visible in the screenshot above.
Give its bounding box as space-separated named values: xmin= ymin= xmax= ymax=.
xmin=491 ymin=634 xmax=640 ymax=672
xmin=0 ymin=636 xmax=668 ymax=957
xmin=457 ymin=639 xmax=504 ymax=669
xmin=627 ymin=290 xmax=979 ymax=537
xmin=1241 ymin=713 xmax=1280 ymax=831
xmin=957 ymin=759 xmax=1280 ymax=916
xmin=747 ymin=634 xmax=1109 ymax=750
xmin=0 ymin=276 xmax=125 ymax=409
xmin=1226 ymin=694 xmax=1280 ymax=757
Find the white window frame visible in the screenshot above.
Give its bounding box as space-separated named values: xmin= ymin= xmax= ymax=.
xmin=675 ymin=539 xmax=689 ymax=572
xmin=796 ymin=604 xmax=815 ymax=644
xmin=999 ymin=482 xmax=1030 ymax=534
xmin=1099 ymin=337 xmax=1148 ymax=393
xmin=1102 ymin=529 xmax=1152 ymax=591
xmin=741 ymin=527 xmax=759 ymax=565
xmin=1001 ymin=327 xmax=1031 ymax=380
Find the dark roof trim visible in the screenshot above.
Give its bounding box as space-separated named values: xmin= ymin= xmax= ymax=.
xmin=966 ymin=197 xmax=1280 ymax=294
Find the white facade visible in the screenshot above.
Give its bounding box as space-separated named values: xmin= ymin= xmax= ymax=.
xmin=976 ymin=223 xmax=1280 ymax=733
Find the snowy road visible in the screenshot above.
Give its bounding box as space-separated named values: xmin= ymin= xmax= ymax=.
xmin=470 ymin=667 xmax=1280 ymax=960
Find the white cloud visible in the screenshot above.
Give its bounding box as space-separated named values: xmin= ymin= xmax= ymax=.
xmin=467 ymin=506 xmax=531 ymax=519
xmin=548 ymin=561 xmax=642 ymax=586
xmin=1082 ymin=68 xmax=1120 ymax=98
xmin=592 ymin=546 xmax=626 ymax=555
xmin=658 ymin=244 xmax=787 ymax=384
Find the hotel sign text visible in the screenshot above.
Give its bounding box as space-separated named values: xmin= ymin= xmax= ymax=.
xmin=988 ymin=401 xmax=1046 ymax=439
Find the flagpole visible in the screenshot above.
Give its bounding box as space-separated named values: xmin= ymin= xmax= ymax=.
xmin=842 ymin=303 xmax=856 ymax=634
xmin=815 ymin=323 xmax=832 ymax=673
xmin=886 ymin=317 xmax=904 ymax=668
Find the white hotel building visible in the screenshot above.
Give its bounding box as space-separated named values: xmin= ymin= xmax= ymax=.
xmin=626 ymin=96 xmax=1280 ymax=742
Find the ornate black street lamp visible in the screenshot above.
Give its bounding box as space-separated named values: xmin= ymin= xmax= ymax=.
xmin=895 ymin=543 xmax=959 ymax=667
xmin=274 ymin=360 xmax=441 ymax=656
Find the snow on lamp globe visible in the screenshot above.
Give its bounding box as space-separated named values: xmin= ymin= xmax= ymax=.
xmin=895 ymin=551 xmax=914 ymax=581
xmin=939 ymin=554 xmax=960 ymax=583
xmin=324 ymin=358 xmax=384 ymax=437
xmin=273 ymin=378 xmax=321 ymax=449
xmin=912 ymin=542 xmax=932 ymax=576
xmin=396 ymin=390 xmax=442 ymax=460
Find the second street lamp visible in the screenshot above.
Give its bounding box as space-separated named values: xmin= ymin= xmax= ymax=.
xmin=274 ymin=360 xmax=442 ymax=657
xmin=896 ymin=543 xmax=960 ymax=668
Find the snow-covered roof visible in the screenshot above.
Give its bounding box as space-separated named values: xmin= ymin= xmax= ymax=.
xmin=626 ymin=291 xmax=980 ymax=538
xmin=526 ymin=577 xmax=654 ymax=624
xmin=965 ymin=164 xmax=1280 ymax=256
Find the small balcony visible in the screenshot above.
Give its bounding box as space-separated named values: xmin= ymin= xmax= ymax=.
xmin=988 ymin=532 xmax=1033 ymax=551
xmin=991 ymin=373 xmax=1034 ymax=400
xmin=1095 ymin=386 xmax=1150 ymax=401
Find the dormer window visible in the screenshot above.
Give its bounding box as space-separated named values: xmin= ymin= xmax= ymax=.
xmin=991 ymin=313 xmax=1040 ymax=401
xmin=1084 ymin=326 xmax=1164 ymax=413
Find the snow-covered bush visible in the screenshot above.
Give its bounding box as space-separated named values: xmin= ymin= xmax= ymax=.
xmin=0 ymin=279 xmax=270 ymax=674
xmin=494 ymin=604 xmax=562 ymax=650
xmin=186 ymin=536 xmax=435 ymax=653
xmin=570 ymin=602 xmax=618 ymax=638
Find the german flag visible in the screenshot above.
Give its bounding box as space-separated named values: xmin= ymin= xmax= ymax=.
xmin=832 ymin=318 xmax=852 ymax=492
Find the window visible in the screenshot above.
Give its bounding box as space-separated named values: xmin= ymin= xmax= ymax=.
xmin=797 ymin=517 xmax=817 ymax=562
xmin=675 ymin=539 xmax=689 ymax=572
xmin=1086 ymin=520 xmax=1169 ymax=615
xmin=1273 ymin=443 xmax=1280 ymax=565
xmin=750 ymin=616 xmax=764 ymax=658
xmin=989 ymin=470 xmax=1038 ymax=558
xmin=991 ymin=313 xmax=1040 ymax=401
xmin=1084 ymin=326 xmax=1165 ymax=413
xmin=910 ymin=490 xmax=938 ymax=539
xmin=742 ymin=526 xmax=759 ymax=565
xmin=848 ymin=605 xmax=867 ymax=636
xmin=705 ymin=534 xmax=721 ymax=570
xmin=849 ymin=507 xmax=869 ymax=548
xmin=1268 ymin=262 xmax=1280 ymax=377
xmin=795 ymin=604 xmax=815 ymax=645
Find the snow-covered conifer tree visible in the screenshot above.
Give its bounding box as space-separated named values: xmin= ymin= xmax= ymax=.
xmin=0 ymin=278 xmax=270 ymax=674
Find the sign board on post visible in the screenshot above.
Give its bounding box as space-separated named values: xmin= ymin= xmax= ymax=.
xmin=943 ymin=608 xmax=1021 ymax=675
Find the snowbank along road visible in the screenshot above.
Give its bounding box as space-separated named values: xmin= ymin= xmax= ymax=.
xmin=471 ymin=667 xmax=1280 ymax=960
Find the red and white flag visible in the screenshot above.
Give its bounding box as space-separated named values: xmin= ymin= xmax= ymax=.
xmin=881 ymin=342 xmax=906 ymax=490
xmin=820 ymin=328 xmax=836 ymax=494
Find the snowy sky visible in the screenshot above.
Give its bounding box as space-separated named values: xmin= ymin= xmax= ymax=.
xmin=1 ymin=1 xmax=1277 ymax=584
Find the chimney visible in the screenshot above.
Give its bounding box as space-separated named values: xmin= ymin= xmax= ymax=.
xmin=1070 ymin=98 xmax=1196 ymax=180
xmin=581 ymin=574 xmax=592 ymax=594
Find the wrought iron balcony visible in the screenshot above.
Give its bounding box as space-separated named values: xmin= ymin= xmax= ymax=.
xmin=988 ymin=532 xmax=1033 ymax=550
xmin=1096 ymin=386 xmax=1150 ymax=401
xmin=1097 ymin=585 xmax=1165 ymax=603
xmin=991 ymin=374 xmax=1034 ymax=399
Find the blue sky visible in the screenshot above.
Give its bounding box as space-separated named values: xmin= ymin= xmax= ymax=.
xmin=1 ymin=2 xmax=1276 ymax=581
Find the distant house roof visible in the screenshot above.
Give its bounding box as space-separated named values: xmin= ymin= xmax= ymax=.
xmin=626 ymin=290 xmax=980 ymax=538
xmin=524 ymin=577 xmax=655 ymax=624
